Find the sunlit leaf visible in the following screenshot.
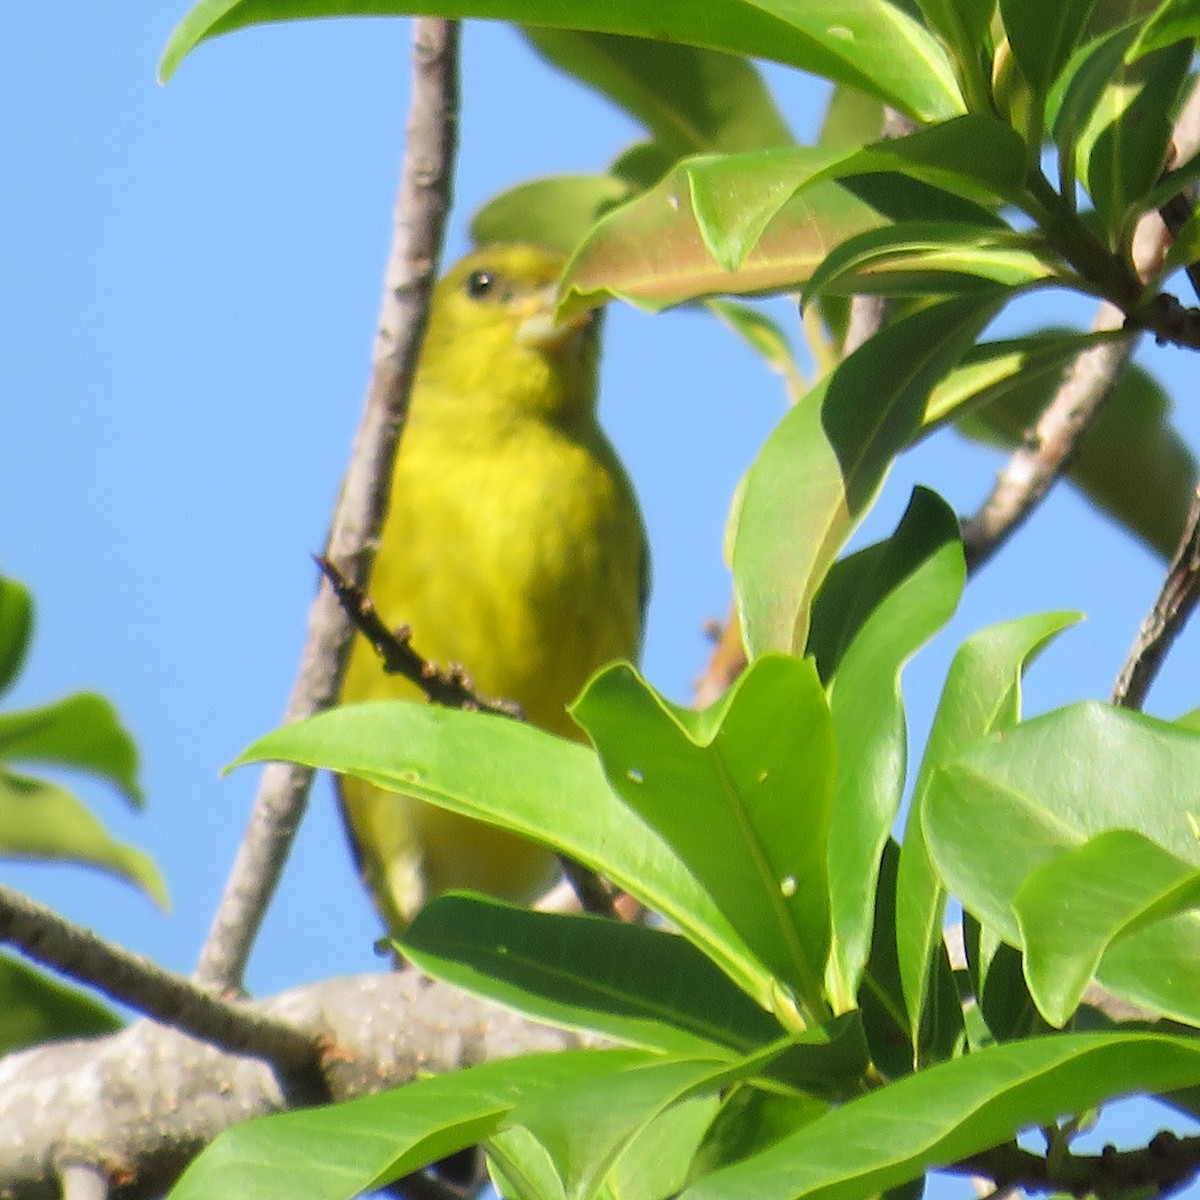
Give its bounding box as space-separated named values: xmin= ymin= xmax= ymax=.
xmin=733 ymin=296 xmax=998 ymax=656
xmin=572 ymin=657 xmax=835 ymax=1025
xmin=160 ymin=0 xmax=965 ymax=124
xmin=402 ymin=896 xmax=787 ymax=1056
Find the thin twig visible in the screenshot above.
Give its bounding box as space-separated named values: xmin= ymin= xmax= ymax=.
xmin=193 ymin=19 xmax=460 ymax=991
xmin=0 ymin=884 xmax=321 ymax=1083
xmin=316 ymin=558 xmax=620 ymax=921
xmin=959 ymin=305 xmax=1138 ymax=571
xmin=314 ymin=555 xmax=522 ymax=718
xmin=1112 ymin=482 xmax=1200 ymax=708
xmin=962 ymin=75 xmax=1200 ymax=571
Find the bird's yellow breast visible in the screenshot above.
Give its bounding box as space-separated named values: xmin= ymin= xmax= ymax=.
xmin=336 ymin=243 xmax=647 ymax=931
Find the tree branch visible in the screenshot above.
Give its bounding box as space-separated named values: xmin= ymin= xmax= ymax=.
xmin=0 ymin=970 xmax=585 ymax=1200
xmin=0 ymin=885 xmax=320 ymax=1089
xmin=951 ymin=1132 xmax=1200 ymax=1200
xmin=194 ymin=18 xmax=460 ymax=991
xmin=962 ymin=75 xmax=1200 ymax=571
xmin=1111 ymin=482 xmax=1200 ymax=708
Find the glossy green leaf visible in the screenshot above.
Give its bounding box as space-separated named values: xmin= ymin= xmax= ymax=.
xmin=572 ymin=656 xmax=835 ymax=1026
xmin=680 ymin=1032 xmax=1200 ymax=1200
xmin=161 ymin=0 xmax=964 ymax=124
xmin=957 ymin=342 xmax=1196 ymax=559
xmin=912 ymin=0 xmax=994 ymax=111
xmin=1045 ymin=20 xmax=1134 ymax=204
xmin=602 ymin=1095 xmax=721 ymax=1200
xmin=402 ymin=895 xmax=786 ymax=1056
xmin=803 ymin=222 xmax=1066 ymax=302
xmin=1015 ymin=829 xmax=1200 ymax=1028
xmin=1160 ymin=203 xmax=1200 ymax=277
xmin=0 ymin=578 xmax=33 ymax=697
xmin=1135 ymin=0 xmax=1200 ymax=54
xmin=235 ymin=703 xmax=773 ymax=1010
xmin=1074 ymin=37 xmax=1191 ymax=243
xmin=562 ymin=158 xmax=1009 ymax=315
xmin=471 ymin=176 xmax=632 ymax=257
xmin=924 ymin=702 xmax=1200 ymax=1025
xmin=561 ymin=162 xmax=899 ymax=315
xmin=0 ymin=951 xmax=122 ymax=1055
xmin=169 ymin=1049 xmax=651 ymax=1200
xmin=820 ymin=490 xmax=965 ymax=1003
xmin=508 ymin=1054 xmax=757 ymax=1200
xmin=733 ymin=296 xmax=999 ymax=657
xmin=686 ymin=119 xmax=1025 ymax=270
xmin=523 ymin=30 xmax=793 ymax=157
xmin=692 ymin=1086 xmax=830 ymax=1180
xmin=1000 ymin=0 xmax=1098 ymax=101
xmin=0 ymin=692 xmax=143 ymax=807
xmin=920 ymin=330 xmax=1120 ymax=433
xmin=895 ymin=612 xmax=1078 ymax=1053
xmin=490 ymin=1125 xmax=567 ymax=1200
xmin=0 ymin=770 xmax=167 ymax=907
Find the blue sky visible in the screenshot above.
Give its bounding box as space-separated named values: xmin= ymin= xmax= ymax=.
xmin=4 ymin=0 xmax=1200 ymax=1177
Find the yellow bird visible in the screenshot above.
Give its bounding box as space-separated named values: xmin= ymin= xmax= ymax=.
xmin=338 ymin=243 xmax=648 ymax=933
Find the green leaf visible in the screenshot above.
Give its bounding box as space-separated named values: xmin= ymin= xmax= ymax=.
xmin=0 ymin=692 xmax=143 ymax=807
xmin=168 ymin=1049 xmax=652 ymax=1200
xmin=803 ymin=222 xmax=1067 ymax=302
xmin=692 ymin=1085 xmax=829 ymax=1179
xmin=571 ymin=657 xmax=835 ymax=1026
xmin=733 ymin=296 xmax=999 ymax=657
xmin=819 ymin=490 xmax=965 ymax=1002
xmin=0 ymin=951 xmax=122 ymax=1054
xmin=1073 ymin=37 xmax=1192 ymax=244
xmin=685 ymin=118 xmax=1026 ymax=271
xmin=0 ymin=578 xmax=33 ymax=697
xmin=1134 ymin=0 xmax=1200 ymax=54
xmin=0 ymin=770 xmax=168 ymax=907
xmin=490 ymin=1125 xmax=567 ymax=1200
xmin=522 ymin=30 xmax=793 ymax=157
xmin=602 ymin=1094 xmax=721 ymax=1200
xmin=507 ymin=1054 xmax=757 ymax=1200
xmin=402 ymin=895 xmax=786 ymax=1056
xmin=1046 ymin=20 xmax=1135 ymax=204
xmin=924 ymin=701 xmax=1200 ymax=1025
xmin=235 ymin=704 xmax=774 ymax=1011
xmin=680 ymin=1032 xmax=1200 ymax=1200
xmin=561 ymin=161 xmax=901 ymax=315
xmin=1015 ymin=829 xmax=1200 ymax=1027
xmin=895 ymin=612 xmax=1078 ymax=1054
xmin=921 ymin=329 xmax=1121 ymax=433
xmin=160 ymin=0 xmax=965 ymax=124
xmin=912 ymin=0 xmax=994 ymax=112
xmin=956 ymin=343 xmax=1196 ymax=559
xmin=471 ymin=176 xmax=632 ymax=257
xmin=1000 ymin=0 xmax=1098 ymax=102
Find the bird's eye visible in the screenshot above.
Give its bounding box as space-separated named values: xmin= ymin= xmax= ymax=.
xmin=465 ymin=269 xmax=495 ymax=299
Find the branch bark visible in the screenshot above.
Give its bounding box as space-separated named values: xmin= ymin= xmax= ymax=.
xmin=194 ymin=18 xmax=460 ymax=991
xmin=961 ymin=75 xmax=1200 ymax=571
xmin=0 ymin=971 xmax=583 ymax=1200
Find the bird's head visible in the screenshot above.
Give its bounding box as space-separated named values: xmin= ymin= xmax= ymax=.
xmin=417 ymin=244 xmax=601 ymax=426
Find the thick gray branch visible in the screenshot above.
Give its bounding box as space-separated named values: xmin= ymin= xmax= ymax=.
xmin=0 ymin=970 xmax=582 ymax=1200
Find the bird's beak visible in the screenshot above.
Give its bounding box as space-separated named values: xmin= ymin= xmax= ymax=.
xmin=515 ymin=284 xmax=593 ymax=354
